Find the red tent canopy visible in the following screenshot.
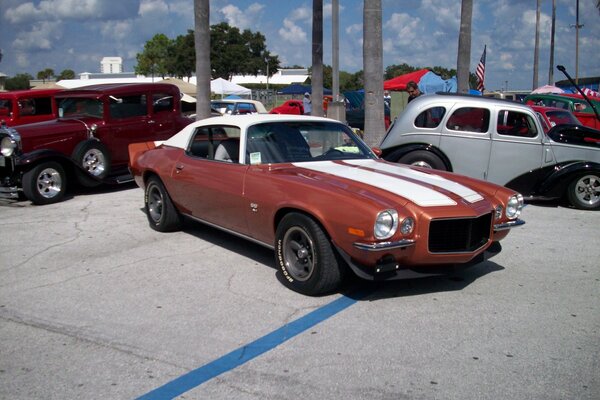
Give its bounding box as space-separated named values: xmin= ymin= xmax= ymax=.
xmin=384 ymin=69 xmax=430 ymax=91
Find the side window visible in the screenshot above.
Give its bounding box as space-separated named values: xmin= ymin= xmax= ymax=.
xmin=0 ymin=99 xmax=11 ymax=116
xmin=446 ymin=107 xmax=490 ymax=133
xmin=31 ymin=97 xmax=54 ymax=116
xmin=415 ymin=106 xmax=446 ymax=128
xmin=152 ymin=93 xmax=174 ymax=114
xmin=109 ymin=94 xmax=148 ymax=119
xmin=535 ymin=112 xmax=550 ymax=131
xmin=497 ymin=110 xmax=538 ymax=138
xmin=187 ymin=125 xmax=240 ymax=162
xmin=18 ymin=99 xmax=36 ymax=116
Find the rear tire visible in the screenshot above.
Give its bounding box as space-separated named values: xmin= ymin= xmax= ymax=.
xmin=22 ymin=162 xmax=67 ymax=205
xmin=144 ymin=176 xmax=182 ymax=232
xmin=397 ymin=150 xmax=446 ymax=170
xmin=275 ymin=213 xmax=343 ymax=295
xmin=567 ymin=174 xmax=600 ymax=210
xmin=72 ymin=140 xmax=111 ymax=187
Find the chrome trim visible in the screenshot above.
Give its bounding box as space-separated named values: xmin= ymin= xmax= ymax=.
xmin=493 ymin=219 xmax=526 ymax=231
xmin=353 ymin=239 xmax=415 ymax=251
xmin=182 ymin=212 xmax=274 ymax=250
xmin=0 ymin=186 xmax=19 ymax=199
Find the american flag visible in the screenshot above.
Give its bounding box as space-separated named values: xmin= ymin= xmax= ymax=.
xmin=476 ymin=45 xmax=486 ymax=92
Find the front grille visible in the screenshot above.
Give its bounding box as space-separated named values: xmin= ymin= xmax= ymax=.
xmin=428 ymin=213 xmax=492 ymax=253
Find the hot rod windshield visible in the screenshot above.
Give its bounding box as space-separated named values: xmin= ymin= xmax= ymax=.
xmin=245 ymin=121 xmax=376 ymax=165
xmin=58 ymin=98 xmax=103 ymax=119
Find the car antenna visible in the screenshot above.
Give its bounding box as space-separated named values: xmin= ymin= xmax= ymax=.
xmin=556 ymin=65 xmax=600 ymax=122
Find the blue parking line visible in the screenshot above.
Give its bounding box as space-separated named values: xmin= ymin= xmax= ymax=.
xmin=136 ymin=291 xmax=368 ymax=400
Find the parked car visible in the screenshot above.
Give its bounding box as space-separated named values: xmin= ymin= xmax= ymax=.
xmin=0 ymin=83 xmax=193 ymax=204
xmin=380 ymin=93 xmax=600 ymax=210
xmin=524 ymin=93 xmax=600 ymax=130
xmin=128 ymin=114 xmax=525 ymax=295
xmin=0 ymin=89 xmax=62 ymax=126
xmin=531 ymin=105 xmax=581 ymax=133
xmin=211 ymin=99 xmax=267 ymax=115
xmin=269 ymin=99 xmax=304 ymax=115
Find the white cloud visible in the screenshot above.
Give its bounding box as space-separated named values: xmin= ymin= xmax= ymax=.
xmin=12 ymin=21 xmax=61 ymax=51
xmin=278 ymin=18 xmax=307 ymax=44
xmin=219 ymin=3 xmax=265 ymax=30
xmin=139 ymin=0 xmax=168 ymax=16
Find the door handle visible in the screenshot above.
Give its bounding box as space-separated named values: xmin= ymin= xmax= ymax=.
xmin=175 ymin=164 xmax=184 ymax=173
xmin=148 ymin=120 xmax=156 ymax=124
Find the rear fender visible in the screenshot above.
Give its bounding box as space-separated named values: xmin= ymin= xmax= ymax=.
xmin=537 ymin=161 xmax=600 ymax=198
xmin=382 ymin=143 xmax=452 ymax=171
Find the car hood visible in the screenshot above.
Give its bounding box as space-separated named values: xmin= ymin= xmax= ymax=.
xmin=14 ymin=118 xmax=94 ymax=151
xmin=290 ymin=159 xmax=485 ymax=208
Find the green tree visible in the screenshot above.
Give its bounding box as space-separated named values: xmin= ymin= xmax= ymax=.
xmin=210 ymin=22 xmax=279 ymax=80
xmin=135 ymin=33 xmax=171 ymax=79
xmin=36 ymin=68 xmax=55 ymax=82
xmin=166 ymin=30 xmax=196 ymax=79
xmin=58 ymin=69 xmax=75 ymax=80
xmin=5 ymin=73 xmax=34 ymax=90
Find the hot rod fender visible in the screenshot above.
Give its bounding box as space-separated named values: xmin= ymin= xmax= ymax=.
xmin=506 ymin=160 xmax=600 ymax=200
xmin=16 ymin=148 xmax=73 ymax=168
xmin=381 ymin=143 xmax=453 ymax=171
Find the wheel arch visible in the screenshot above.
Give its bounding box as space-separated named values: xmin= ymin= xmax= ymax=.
xmin=17 ymin=150 xmax=77 ymax=183
xmin=273 ymin=207 xmax=334 ymax=243
xmin=537 ymin=161 xmax=600 ymax=199
xmin=381 ymin=143 xmax=453 ymax=171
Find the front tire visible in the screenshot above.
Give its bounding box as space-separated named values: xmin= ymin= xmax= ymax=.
xmin=72 ymin=140 xmax=111 ymax=187
xmin=567 ymin=174 xmax=600 ymax=210
xmin=145 ymin=176 xmax=182 ymax=232
xmin=275 ymin=213 xmax=343 ymax=295
xmin=397 ymin=150 xmax=446 ymax=170
xmin=22 ymin=162 xmax=67 ymax=205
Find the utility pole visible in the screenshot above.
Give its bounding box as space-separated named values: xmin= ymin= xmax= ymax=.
xmin=548 ymin=0 xmax=556 ymax=85
xmin=570 ymin=0 xmax=584 ymax=84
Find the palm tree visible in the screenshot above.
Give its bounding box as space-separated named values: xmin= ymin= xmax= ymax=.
xmin=456 ymin=0 xmax=472 ymax=93
xmin=194 ymin=0 xmax=212 ymax=120
xmin=533 ymin=0 xmax=541 ymax=90
xmin=548 ymin=0 xmax=556 ymax=85
xmin=363 ymin=0 xmax=385 ymax=146
xmin=311 ymin=0 xmax=324 ymax=116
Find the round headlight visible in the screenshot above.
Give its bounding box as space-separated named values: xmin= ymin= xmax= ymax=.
xmin=506 ymin=194 xmax=524 ymax=219
xmin=1 ymin=136 xmax=17 ymax=157
xmin=400 ymin=217 xmax=415 ymax=235
xmin=374 ymin=209 xmax=398 ymax=240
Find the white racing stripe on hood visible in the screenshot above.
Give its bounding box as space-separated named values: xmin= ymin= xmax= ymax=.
xmin=293 ymin=161 xmax=458 ymax=207
xmin=345 ymin=159 xmax=484 ymax=203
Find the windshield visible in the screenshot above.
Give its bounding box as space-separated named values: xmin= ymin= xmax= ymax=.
xmin=246 ymin=121 xmax=376 ymax=165
xmin=58 ymin=98 xmax=103 ymax=119
xmin=546 ymin=110 xmax=581 ymax=127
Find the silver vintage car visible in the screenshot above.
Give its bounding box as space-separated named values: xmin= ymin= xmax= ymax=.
xmin=380 ymin=93 xmax=600 ymax=210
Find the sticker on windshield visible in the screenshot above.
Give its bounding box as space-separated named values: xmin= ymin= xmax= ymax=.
xmin=249 ymin=152 xmax=262 ymax=165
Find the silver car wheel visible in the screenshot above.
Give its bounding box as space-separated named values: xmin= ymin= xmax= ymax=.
xmin=282 ymin=226 xmax=316 ymax=282
xmin=573 ymin=175 xmax=600 ymax=207
xmin=82 ymin=148 xmax=106 ymax=177
xmin=36 ymin=167 xmax=63 ymax=199
xmin=147 ymin=184 xmax=164 ymax=223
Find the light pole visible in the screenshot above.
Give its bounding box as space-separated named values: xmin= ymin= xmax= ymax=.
xmin=570 ymin=0 xmax=584 ymax=84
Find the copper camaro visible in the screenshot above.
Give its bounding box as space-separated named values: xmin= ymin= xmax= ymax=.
xmin=129 ymin=114 xmax=525 ymax=295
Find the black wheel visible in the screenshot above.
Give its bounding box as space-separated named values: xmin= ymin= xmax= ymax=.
xmin=72 ymin=140 xmax=111 ymax=187
xmin=22 ymin=162 xmax=67 ymax=205
xmin=275 ymin=213 xmax=343 ymax=295
xmin=567 ymin=174 xmax=600 ymax=210
xmin=144 ymin=176 xmax=182 ymax=232
xmin=397 ymin=150 xmax=446 ymax=170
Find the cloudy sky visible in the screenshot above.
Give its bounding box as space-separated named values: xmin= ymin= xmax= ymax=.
xmin=1 ymin=0 xmax=599 ymax=91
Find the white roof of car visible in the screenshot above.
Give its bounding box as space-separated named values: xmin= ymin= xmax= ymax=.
xmin=162 ymin=114 xmax=340 ymax=150
xmin=211 ymin=99 xmax=268 ymax=113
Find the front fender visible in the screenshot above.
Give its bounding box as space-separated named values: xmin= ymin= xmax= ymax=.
xmin=507 ymin=160 xmax=600 ymax=199
xmin=16 ymin=149 xmax=73 ymax=167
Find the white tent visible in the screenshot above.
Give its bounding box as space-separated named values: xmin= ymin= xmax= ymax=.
xmin=209 ymin=78 xmax=251 ymax=97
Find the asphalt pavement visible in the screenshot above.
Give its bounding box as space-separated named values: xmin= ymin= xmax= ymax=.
xmin=0 ymin=184 xmax=598 ymax=400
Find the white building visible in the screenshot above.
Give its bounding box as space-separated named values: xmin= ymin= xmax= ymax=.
xmin=100 ymin=57 xmax=123 ymax=74
xmin=230 ymin=68 xmax=309 ymax=86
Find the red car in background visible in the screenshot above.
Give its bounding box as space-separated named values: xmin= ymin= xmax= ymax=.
xmin=269 ymin=99 xmax=304 ymax=115
xmin=0 ymin=89 xmax=61 ymax=126
xmin=531 ymin=105 xmax=582 ymax=133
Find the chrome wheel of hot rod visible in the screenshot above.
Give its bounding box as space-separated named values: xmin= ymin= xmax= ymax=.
xmin=275 ymin=213 xmax=343 ymax=295
xmin=22 ymin=162 xmax=66 ymax=205
xmin=72 ymin=141 xmax=111 ymax=187
xmin=567 ymin=174 xmax=600 ymax=210
xmin=144 ymin=176 xmax=182 ymax=232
